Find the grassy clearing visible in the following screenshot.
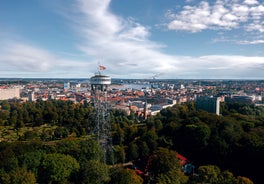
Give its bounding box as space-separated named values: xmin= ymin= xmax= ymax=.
xmin=0 ymin=125 xmax=54 ymax=142
xmin=0 ymin=125 xmax=90 ymax=142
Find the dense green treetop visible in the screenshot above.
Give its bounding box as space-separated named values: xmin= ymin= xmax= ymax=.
xmin=0 ymin=100 xmax=263 ymax=183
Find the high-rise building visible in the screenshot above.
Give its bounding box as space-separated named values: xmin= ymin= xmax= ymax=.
xmin=196 ymin=96 xmax=221 ymax=115
xmin=63 ymin=82 xmax=70 ymax=90
xmin=28 ymin=91 xmax=35 ymax=102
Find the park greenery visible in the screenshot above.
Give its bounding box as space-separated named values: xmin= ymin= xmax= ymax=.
xmin=0 ymin=99 xmax=263 ymax=183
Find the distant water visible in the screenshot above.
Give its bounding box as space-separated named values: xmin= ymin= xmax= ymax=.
xmin=111 ymin=84 xmax=151 ymax=90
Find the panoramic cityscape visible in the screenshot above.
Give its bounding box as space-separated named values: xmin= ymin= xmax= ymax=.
xmin=0 ymin=0 xmax=264 ymax=184
xmin=1 ymin=76 xmax=264 ymax=183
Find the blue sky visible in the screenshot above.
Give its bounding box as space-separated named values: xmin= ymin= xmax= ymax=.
xmin=0 ymin=0 xmax=264 ymax=79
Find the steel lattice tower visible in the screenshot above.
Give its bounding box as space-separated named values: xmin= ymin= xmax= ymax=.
xmin=90 ymin=73 xmax=113 ymax=164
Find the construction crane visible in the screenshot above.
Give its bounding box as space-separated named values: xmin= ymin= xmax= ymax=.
xmin=150 ymin=73 xmax=162 ymax=80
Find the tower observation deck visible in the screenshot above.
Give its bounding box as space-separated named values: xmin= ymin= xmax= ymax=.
xmin=90 ymin=74 xmax=111 ymax=91
xmin=90 ymin=73 xmax=113 ymax=164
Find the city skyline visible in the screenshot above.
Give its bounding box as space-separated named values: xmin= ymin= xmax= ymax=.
xmin=0 ymin=0 xmax=264 ymax=79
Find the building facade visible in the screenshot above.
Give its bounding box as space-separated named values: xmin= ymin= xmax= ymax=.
xmin=0 ymin=88 xmax=20 ymax=100
xmin=196 ymin=96 xmax=221 ymax=115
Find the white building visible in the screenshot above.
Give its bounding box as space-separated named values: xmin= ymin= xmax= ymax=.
xmin=0 ymin=88 xmax=20 ymax=100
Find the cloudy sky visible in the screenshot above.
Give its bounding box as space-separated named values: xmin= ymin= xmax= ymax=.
xmin=0 ymin=0 xmax=264 ymax=79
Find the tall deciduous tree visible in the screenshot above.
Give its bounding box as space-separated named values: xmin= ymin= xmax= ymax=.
xmin=237 ymin=176 xmax=254 ymax=184
xmin=80 ymin=160 xmax=110 ymax=184
xmin=128 ymin=143 xmax=139 ymax=160
xmin=194 ymin=165 xmax=221 ymax=184
xmin=39 ymin=153 xmax=79 ymax=183
xmin=3 ymin=167 xmax=37 ymax=184
xmin=20 ymin=151 xmax=44 ymax=177
xmin=147 ymin=147 xmax=188 ymax=184
xmin=110 ymin=167 xmax=143 ymax=184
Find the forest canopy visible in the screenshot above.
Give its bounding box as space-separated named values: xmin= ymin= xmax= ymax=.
xmin=0 ymin=100 xmax=262 ymax=183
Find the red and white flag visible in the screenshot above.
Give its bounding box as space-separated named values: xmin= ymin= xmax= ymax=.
xmin=99 ymin=65 xmax=106 ymax=70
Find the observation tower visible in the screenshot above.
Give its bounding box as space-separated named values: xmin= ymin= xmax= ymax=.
xmin=90 ymin=67 xmax=113 ymax=164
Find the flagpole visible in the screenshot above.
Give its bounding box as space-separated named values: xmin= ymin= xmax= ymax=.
xmin=98 ymin=61 xmax=101 ymax=75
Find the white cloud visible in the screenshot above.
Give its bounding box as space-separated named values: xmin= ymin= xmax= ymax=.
xmin=238 ymin=39 xmax=264 ymax=44
xmin=246 ymin=21 xmax=264 ymax=32
xmin=70 ymin=0 xmax=182 ymax=78
xmin=0 ymin=41 xmax=97 ymax=78
xmin=212 ymin=36 xmax=264 ymax=45
xmin=166 ymin=0 xmax=264 ymax=32
xmin=63 ymin=0 xmax=264 ymax=79
xmin=244 ymin=0 xmax=259 ymax=5
xmin=1 ymin=0 xmax=264 ymax=79
xmin=0 ymin=43 xmax=54 ymax=72
xmin=174 ymin=55 xmax=264 ymax=79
